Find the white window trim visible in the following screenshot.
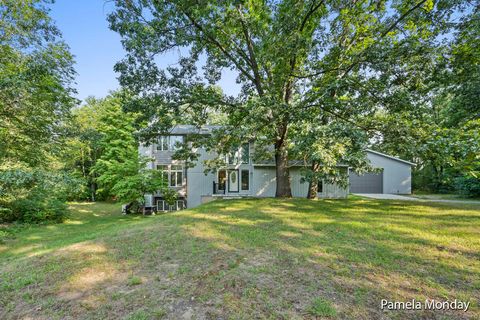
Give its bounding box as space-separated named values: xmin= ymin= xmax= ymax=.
xmin=157 ymin=135 xmax=184 ymax=151
xmin=156 ymin=199 xmax=186 ymax=211
xmin=156 ymin=164 xmax=184 ymax=187
xmin=170 ymin=165 xmax=183 ymax=187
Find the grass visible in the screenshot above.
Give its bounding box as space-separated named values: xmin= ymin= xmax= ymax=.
xmin=308 ymin=297 xmax=337 ymax=318
xmin=0 ymin=198 xmax=479 ymax=319
xmin=411 ymin=191 xmax=480 ymax=201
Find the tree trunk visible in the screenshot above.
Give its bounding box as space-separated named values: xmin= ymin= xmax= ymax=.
xmin=307 ymin=161 xmax=320 ymax=199
xmin=275 ymin=140 xmax=292 ymax=197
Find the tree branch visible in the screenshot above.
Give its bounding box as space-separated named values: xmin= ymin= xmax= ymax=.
xmin=304 ymin=103 xmax=377 ymax=133
xmin=236 ymin=5 xmax=264 ymax=95
xmin=180 ymin=10 xmax=258 ymax=88
xmin=291 ymin=0 xmax=428 ymax=79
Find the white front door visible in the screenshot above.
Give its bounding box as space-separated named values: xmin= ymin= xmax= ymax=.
xmin=228 ymin=170 xmax=239 ymax=192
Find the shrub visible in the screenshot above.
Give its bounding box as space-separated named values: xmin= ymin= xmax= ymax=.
xmin=0 ymin=207 xmax=17 ymax=223
xmin=455 ymin=175 xmax=480 ymax=198
xmin=0 ymin=166 xmax=69 ymax=223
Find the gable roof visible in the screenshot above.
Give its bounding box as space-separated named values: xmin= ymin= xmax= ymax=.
xmin=169 ymin=125 xmax=221 ymax=135
xmin=366 ymin=149 xmax=416 ymax=166
xmin=164 ymin=126 xmax=416 ymax=166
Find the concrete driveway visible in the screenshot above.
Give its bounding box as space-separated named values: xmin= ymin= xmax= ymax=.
xmin=354 ymin=193 xmax=480 ymax=204
xmin=354 ymin=193 xmax=418 ymax=201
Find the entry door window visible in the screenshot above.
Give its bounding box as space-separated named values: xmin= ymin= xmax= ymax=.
xmin=228 ymin=170 xmax=239 ymax=192
xmin=218 ymin=170 xmax=226 ymax=190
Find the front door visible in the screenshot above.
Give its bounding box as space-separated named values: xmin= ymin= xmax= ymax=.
xmin=228 ymin=170 xmax=239 ymax=192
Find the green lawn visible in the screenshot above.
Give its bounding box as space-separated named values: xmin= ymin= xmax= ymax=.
xmin=410 ymin=192 xmax=480 ymax=201
xmin=1 ymin=198 xmax=479 ymax=319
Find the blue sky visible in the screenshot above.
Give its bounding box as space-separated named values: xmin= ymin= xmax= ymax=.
xmin=50 ymin=0 xmax=239 ymax=103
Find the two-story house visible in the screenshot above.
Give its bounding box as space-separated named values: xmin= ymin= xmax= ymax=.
xmin=139 ymin=125 xmax=414 ymax=210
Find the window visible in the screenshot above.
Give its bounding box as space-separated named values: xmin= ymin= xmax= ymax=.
xmin=156 ymin=164 xmax=183 ymax=187
xmin=157 ymin=200 xmax=167 ymax=211
xmin=169 ymin=135 xmax=183 ymax=150
xmin=218 ymin=170 xmax=226 ymax=190
xmin=156 ymin=165 xmax=169 ymax=183
xmin=170 ymin=165 xmax=183 ymax=187
xmin=318 ymin=180 xmax=323 ymax=193
xmin=241 ymin=170 xmax=249 ymax=190
xmin=241 ymin=143 xmax=249 ymax=164
xmin=156 ymin=135 xmax=183 ymax=151
xmin=157 ymin=136 xmax=169 ymax=151
xmin=226 ymin=143 xmax=249 ymax=164
xmin=157 ymin=199 xmax=186 ymax=211
xmin=176 ymin=200 xmax=185 ymax=210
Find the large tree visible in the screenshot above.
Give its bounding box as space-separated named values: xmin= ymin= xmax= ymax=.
xmin=0 ymin=0 xmax=77 ymax=167
xmin=109 ymin=0 xmax=470 ymax=197
xmin=371 ymin=5 xmax=479 ymax=193
xmin=0 ymin=0 xmax=77 ymax=222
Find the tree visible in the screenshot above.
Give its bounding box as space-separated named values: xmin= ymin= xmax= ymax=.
xmin=62 ymin=96 xmax=112 ymax=201
xmin=0 ymin=0 xmax=77 ymax=167
xmin=371 ymin=6 xmax=479 ymax=194
xmin=109 ymin=0 xmax=470 ymax=197
xmin=91 ymin=94 xmax=169 ymax=208
xmin=289 ymin=121 xmax=370 ymax=199
xmin=0 ymin=0 xmax=77 ymax=222
xmin=92 ymin=94 xmax=139 ymax=196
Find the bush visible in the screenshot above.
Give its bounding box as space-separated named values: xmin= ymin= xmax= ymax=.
xmin=0 ymin=207 xmax=17 ymax=223
xmin=455 ymin=176 xmax=480 ymax=198
xmin=0 ymin=166 xmax=69 ymax=223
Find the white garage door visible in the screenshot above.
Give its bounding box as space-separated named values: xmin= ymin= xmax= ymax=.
xmin=349 ymin=171 xmax=383 ymax=193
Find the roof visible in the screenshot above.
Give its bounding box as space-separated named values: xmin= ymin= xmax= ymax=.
xmin=164 ymin=127 xmax=416 ymax=166
xmin=366 ymin=149 xmax=416 ymax=166
xmin=169 ymin=125 xmax=221 ymax=135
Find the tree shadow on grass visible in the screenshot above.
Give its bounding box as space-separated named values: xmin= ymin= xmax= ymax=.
xmin=0 ymin=198 xmax=478 ymax=319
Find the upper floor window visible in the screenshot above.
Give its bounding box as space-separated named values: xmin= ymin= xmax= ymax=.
xmin=226 ymin=143 xmax=250 ymax=164
xmin=240 ymin=143 xmax=249 ymax=164
xmin=157 ymin=135 xmax=183 ymax=151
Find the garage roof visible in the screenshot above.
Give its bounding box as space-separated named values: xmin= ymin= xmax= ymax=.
xmin=366 ymin=149 xmax=416 ymax=166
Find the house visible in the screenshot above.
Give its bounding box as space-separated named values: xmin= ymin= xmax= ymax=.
xmin=139 ymin=125 xmax=414 ymax=210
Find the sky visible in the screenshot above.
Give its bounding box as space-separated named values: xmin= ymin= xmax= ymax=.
xmin=50 ymin=0 xmax=239 ymax=103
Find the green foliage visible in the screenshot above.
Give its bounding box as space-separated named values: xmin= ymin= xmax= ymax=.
xmin=109 ymin=0 xmax=471 ymax=196
xmin=455 ymin=176 xmax=480 ymax=198
xmin=109 ymin=164 xmax=166 ymax=205
xmin=62 ymin=95 xmax=124 ymax=201
xmin=0 ymin=165 xmax=69 ymax=223
xmin=91 ymin=96 xmax=168 ymax=205
xmin=0 ymin=0 xmax=76 ymax=222
xmin=0 ymin=0 xmax=77 ymax=167
xmin=161 ymin=187 xmax=178 ymax=207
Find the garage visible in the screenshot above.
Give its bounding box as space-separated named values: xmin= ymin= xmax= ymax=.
xmin=349 ymin=171 xmax=383 ymax=193
xmin=348 ymin=150 xmax=414 ymax=194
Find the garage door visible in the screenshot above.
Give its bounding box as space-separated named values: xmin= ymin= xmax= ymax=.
xmin=349 ymin=171 xmax=383 ymax=193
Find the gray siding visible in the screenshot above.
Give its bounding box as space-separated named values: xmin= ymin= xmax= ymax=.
xmin=253 ymin=168 xmax=276 ymax=197
xmin=186 ymin=148 xmax=216 ymax=208
xmin=366 ymin=151 xmax=412 ymax=194
xmin=254 ymin=167 xmax=348 ymax=199
xmin=186 ymin=145 xmax=255 ymax=208
xmin=141 ymin=138 xmax=412 ymax=209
